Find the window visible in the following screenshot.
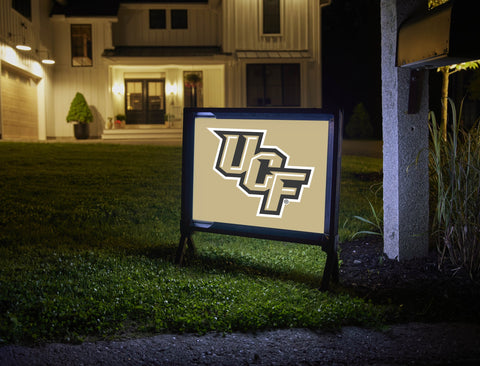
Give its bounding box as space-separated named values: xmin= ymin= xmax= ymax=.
xmin=12 ymin=0 xmax=31 ymax=20
xmin=126 ymin=81 xmax=143 ymax=111
xmin=247 ymin=64 xmax=300 ymax=107
xmin=71 ymin=25 xmax=92 ymax=67
xmin=149 ymin=9 xmax=188 ymax=30
xmin=149 ymin=9 xmax=166 ymax=29
xmin=171 ymin=9 xmax=188 ymax=29
xmin=263 ymin=0 xmax=281 ymax=34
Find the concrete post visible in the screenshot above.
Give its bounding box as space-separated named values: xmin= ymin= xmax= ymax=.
xmin=381 ymin=0 xmax=430 ymax=260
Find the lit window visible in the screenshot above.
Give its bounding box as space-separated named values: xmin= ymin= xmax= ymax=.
xmin=71 ymin=24 xmax=92 ymax=67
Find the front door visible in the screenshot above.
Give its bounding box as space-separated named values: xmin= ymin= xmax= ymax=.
xmin=125 ymin=79 xmax=165 ymax=124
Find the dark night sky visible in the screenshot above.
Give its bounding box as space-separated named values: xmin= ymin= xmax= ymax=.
xmin=322 ymin=0 xmax=382 ymax=139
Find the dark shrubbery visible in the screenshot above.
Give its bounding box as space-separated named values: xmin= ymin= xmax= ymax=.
xmin=345 ymin=103 xmax=374 ymax=140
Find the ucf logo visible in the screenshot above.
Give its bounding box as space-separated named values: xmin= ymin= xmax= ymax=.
xmin=210 ymin=129 xmax=314 ymax=217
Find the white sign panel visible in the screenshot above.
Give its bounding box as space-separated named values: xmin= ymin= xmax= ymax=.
xmin=192 ymin=117 xmax=330 ymax=234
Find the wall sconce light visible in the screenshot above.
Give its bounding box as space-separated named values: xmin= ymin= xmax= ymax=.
xmin=166 ymin=83 xmax=177 ymax=106
xmin=41 ymin=55 xmax=55 ymax=65
xmin=16 ymin=41 xmax=31 ymax=51
xmin=37 ymin=49 xmax=55 ymax=64
xmin=166 ymin=83 xmax=178 ymax=96
xmin=9 ymin=33 xmax=31 ymax=51
xmin=112 ymin=83 xmax=125 ymax=95
xmin=9 ymin=23 xmax=31 ymax=51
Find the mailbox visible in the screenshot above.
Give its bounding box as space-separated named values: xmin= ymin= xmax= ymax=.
xmin=397 ymin=0 xmax=480 ymax=68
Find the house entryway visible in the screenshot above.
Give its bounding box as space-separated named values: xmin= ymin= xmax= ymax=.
xmin=125 ymin=79 xmax=165 ymax=124
xmin=0 ymin=64 xmax=39 ymax=140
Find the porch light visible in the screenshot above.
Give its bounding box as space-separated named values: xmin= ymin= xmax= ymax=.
xmin=166 ymin=82 xmax=178 ymax=96
xmin=8 ymin=33 xmax=31 ymax=51
xmin=10 ymin=23 xmax=31 ymax=51
xmin=37 ymin=49 xmax=55 ymax=64
xmin=41 ymin=55 xmax=55 ymax=64
xmin=112 ymin=83 xmax=125 ymax=95
xmin=16 ymin=42 xmax=31 ymax=51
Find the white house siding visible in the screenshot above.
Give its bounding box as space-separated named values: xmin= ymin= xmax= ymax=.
xmin=1 ymin=0 xmax=326 ymax=140
xmin=203 ymin=67 xmax=225 ymax=107
xmin=222 ymin=0 xmax=323 ymax=108
xmin=50 ymin=19 xmax=112 ymax=138
xmin=222 ymin=0 xmax=311 ymax=52
xmin=0 ymin=0 xmax=54 ymax=140
xmin=113 ymin=4 xmax=220 ymax=47
xmin=39 ymin=65 xmax=54 ymax=139
xmin=0 ymin=0 xmax=36 ymax=53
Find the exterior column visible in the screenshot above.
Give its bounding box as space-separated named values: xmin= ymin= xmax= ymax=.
xmin=381 ymin=0 xmax=429 ymax=260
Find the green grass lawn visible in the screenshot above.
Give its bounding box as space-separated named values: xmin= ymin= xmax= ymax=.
xmin=0 ymin=142 xmax=384 ymax=344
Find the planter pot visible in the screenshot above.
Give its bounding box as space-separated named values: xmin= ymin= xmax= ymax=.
xmin=74 ymin=124 xmax=89 ymax=140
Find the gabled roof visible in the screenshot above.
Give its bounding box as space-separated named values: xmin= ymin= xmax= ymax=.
xmin=50 ymin=0 xmax=120 ymax=17
xmin=121 ymin=0 xmax=208 ymax=3
xmin=50 ymin=0 xmax=209 ymax=17
xmin=102 ymin=46 xmax=225 ymax=58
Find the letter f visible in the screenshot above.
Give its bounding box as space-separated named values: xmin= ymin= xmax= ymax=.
xmin=260 ymin=170 xmax=312 ymax=216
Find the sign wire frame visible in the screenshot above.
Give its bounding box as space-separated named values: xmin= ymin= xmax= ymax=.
xmin=176 ymin=108 xmax=342 ymax=290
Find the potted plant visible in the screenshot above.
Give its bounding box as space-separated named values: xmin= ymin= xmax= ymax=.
xmin=66 ymin=92 xmax=93 ymax=139
xmin=115 ymin=114 xmax=126 ymax=128
xmin=184 ymin=73 xmax=202 ymax=107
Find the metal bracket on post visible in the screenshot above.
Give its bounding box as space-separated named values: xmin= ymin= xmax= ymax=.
xmin=175 ymin=233 xmax=196 ymax=266
xmin=408 ymin=69 xmax=424 ymax=114
xmin=320 ymin=110 xmax=343 ymax=291
xmin=320 ymin=236 xmax=339 ymax=291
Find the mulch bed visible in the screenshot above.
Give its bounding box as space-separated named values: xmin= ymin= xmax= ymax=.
xmin=337 ymin=237 xmax=480 ymax=323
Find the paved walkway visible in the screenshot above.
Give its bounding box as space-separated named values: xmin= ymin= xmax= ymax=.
xmin=1 ymin=323 xmax=479 ymax=365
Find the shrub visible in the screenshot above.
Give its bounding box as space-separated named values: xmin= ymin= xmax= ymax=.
xmin=345 ymin=103 xmax=374 ymax=139
xmin=429 ymin=99 xmax=480 ymax=280
xmin=66 ymin=92 xmax=93 ymax=124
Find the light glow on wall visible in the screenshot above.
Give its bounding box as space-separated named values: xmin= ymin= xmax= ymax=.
xmin=166 ymin=82 xmax=178 ymax=95
xmin=32 ymin=61 xmax=43 ymax=78
xmin=112 ymin=83 xmax=125 ymax=95
xmin=3 ymin=45 xmax=20 ymax=65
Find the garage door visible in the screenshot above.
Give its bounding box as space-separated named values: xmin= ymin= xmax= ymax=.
xmin=1 ymin=65 xmax=38 ymax=140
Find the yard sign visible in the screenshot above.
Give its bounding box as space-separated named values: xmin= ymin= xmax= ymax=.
xmin=177 ymin=108 xmax=342 ymax=289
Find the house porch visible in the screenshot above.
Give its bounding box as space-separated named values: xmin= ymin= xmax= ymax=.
xmin=102 ymin=124 xmax=182 ymax=143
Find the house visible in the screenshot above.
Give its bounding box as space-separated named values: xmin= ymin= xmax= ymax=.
xmin=0 ymin=0 xmax=330 ymax=142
